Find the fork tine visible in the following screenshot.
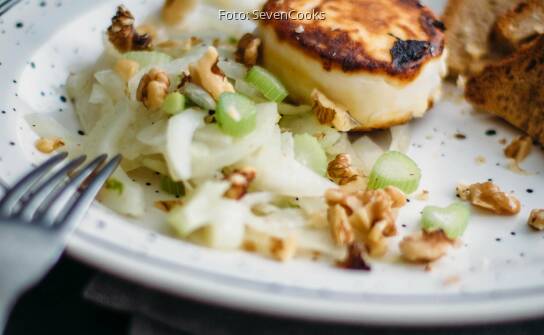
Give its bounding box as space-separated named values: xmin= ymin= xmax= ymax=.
xmin=0 ymin=152 xmax=67 ymax=217
xmin=35 ymin=154 xmax=108 ymax=225
xmin=55 ymin=155 xmax=121 ymax=234
xmin=0 ymin=0 xmax=22 ymax=16
xmin=17 ymin=155 xmax=87 ymax=221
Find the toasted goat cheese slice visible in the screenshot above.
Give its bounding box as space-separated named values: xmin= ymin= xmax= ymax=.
xmin=258 ymin=0 xmax=447 ymax=131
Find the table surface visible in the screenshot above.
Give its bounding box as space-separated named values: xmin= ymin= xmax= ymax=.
xmin=5 ymin=256 xmax=544 ymax=335
xmin=5 ymin=256 xmax=130 ymax=335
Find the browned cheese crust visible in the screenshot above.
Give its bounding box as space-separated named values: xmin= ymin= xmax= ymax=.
xmin=260 ymin=0 xmax=445 ymax=82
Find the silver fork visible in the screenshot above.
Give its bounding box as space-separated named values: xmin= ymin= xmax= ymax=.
xmin=0 ymin=152 xmax=121 ymax=333
xmin=0 ymin=0 xmax=22 ymax=16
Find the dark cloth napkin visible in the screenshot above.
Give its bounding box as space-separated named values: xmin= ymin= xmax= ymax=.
xmin=84 ymin=274 xmax=544 ymax=335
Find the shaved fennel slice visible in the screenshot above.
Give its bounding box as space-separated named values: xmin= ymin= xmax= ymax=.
xmin=128 ymin=46 xmax=208 ymax=101
xmin=81 ymin=99 xmax=134 ymax=158
xmin=137 ymin=119 xmax=167 ymax=148
xmin=277 ymin=103 xmax=312 ymax=116
xmin=296 ymin=197 xmax=327 ymax=216
xmin=165 ymin=109 xmax=205 ymax=181
xmin=389 ymin=124 xmax=412 ymax=153
xmin=244 ymin=127 xmax=337 ymax=197
xmin=218 ymin=59 xmax=247 ymax=80
xmin=246 ymin=213 xmax=345 ymax=259
xmin=190 ymin=103 xmax=279 ymax=179
xmin=88 ymin=84 xmax=109 ymax=105
xmin=352 ymin=136 xmax=384 ymax=176
xmin=67 ymin=71 xmax=103 ymax=132
xmin=98 ymin=168 xmax=145 ymax=217
xmin=234 ymin=79 xmax=265 ymax=102
xmin=280 ymin=132 xmax=295 ymax=158
xmin=199 ymin=205 xmax=246 ymax=249
xmin=279 ymin=113 xmax=341 ymax=152
xmin=168 ymin=181 xmax=248 ymax=246
xmin=141 ymin=156 xmax=169 ymax=175
xmin=94 ymin=70 xmax=126 ymax=102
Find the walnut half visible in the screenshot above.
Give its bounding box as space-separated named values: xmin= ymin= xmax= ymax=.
xmin=136 ymin=68 xmax=170 ymax=110
xmin=311 ymin=89 xmax=360 ymax=132
xmin=325 ymin=186 xmax=406 ymax=257
xmin=235 ymin=33 xmax=262 ymax=67
xmin=399 ymin=231 xmax=453 ymax=263
xmin=107 ymin=6 xmax=151 ymax=52
xmin=457 ymin=181 xmax=521 ymax=215
xmin=327 ymin=154 xmax=359 ymax=185
xmin=189 ymin=47 xmax=235 ymax=100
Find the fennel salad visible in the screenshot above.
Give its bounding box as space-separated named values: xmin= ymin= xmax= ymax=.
xmin=26 ymin=2 xmax=472 ymax=268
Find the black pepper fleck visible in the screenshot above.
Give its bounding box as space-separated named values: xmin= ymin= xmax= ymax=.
xmin=527 ymin=189 xmax=534 ymax=194
xmin=77 ymin=130 xmax=85 ymax=136
xmin=60 ymin=95 xmax=67 ymax=103
xmin=15 ymin=22 xmax=23 ymax=29
xmin=485 ymin=129 xmax=497 ymax=136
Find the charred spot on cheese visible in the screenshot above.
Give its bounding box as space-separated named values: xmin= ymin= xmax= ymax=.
xmin=390 ymin=37 xmax=432 ymax=70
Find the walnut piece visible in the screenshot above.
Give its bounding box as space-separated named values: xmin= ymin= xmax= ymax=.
xmin=115 ymin=59 xmax=140 ymax=81
xmin=235 ymin=33 xmax=262 ymax=67
xmin=224 ymin=167 xmax=256 ymax=200
xmin=325 ymin=186 xmax=406 ymax=257
xmin=136 ymin=24 xmax=158 ymax=40
xmin=528 ymin=209 xmax=544 ymax=231
xmin=457 ymin=182 xmax=521 ymax=215
xmin=162 ymin=0 xmax=196 ymax=26
xmin=107 ymin=5 xmax=151 ymax=52
xmin=189 ymin=47 xmax=235 ymax=100
xmin=327 ymin=154 xmax=359 ymax=185
xmin=400 ymin=231 xmax=453 ymax=263
xmin=328 ymin=204 xmax=355 ymax=245
xmin=35 ymin=137 xmax=65 ymax=154
xmin=269 ymin=235 xmax=297 ymax=262
xmin=154 ymin=200 xmax=184 ymax=212
xmin=136 ymin=68 xmax=170 ymax=110
xmin=504 ymin=136 xmax=532 ymax=164
xmin=311 ymin=89 xmax=360 ymax=132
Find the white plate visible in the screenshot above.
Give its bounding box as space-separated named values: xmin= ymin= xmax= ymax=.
xmin=1 ymin=0 xmax=544 ymax=326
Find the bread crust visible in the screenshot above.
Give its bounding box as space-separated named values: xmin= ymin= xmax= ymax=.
xmin=260 ymin=0 xmax=445 ymax=82
xmin=442 ymin=0 xmax=524 ymax=76
xmin=494 ymin=0 xmax=544 ymax=48
xmin=465 ymin=35 xmax=544 ymax=145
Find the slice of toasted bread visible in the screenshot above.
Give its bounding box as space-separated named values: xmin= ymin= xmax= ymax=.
xmin=443 ymin=0 xmax=523 ymax=76
xmin=494 ymin=0 xmax=544 ymax=49
xmin=465 ymin=35 xmax=544 ymax=145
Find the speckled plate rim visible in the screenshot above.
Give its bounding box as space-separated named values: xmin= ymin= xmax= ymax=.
xmin=2 ymin=0 xmax=544 ymax=326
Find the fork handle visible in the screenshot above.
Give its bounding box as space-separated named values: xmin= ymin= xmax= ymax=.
xmin=0 ymin=285 xmax=17 ymax=334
